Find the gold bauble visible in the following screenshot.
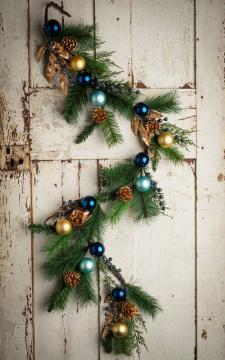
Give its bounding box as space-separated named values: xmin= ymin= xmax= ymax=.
xmin=55 ymin=218 xmax=73 ymax=235
xmin=70 ymin=55 xmax=86 ymax=72
xmin=157 ymin=131 xmax=174 ymax=148
xmin=111 ymin=322 xmax=128 ymax=338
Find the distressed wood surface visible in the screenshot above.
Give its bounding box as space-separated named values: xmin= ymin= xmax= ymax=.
xmin=0 ymin=0 xmax=224 ymax=359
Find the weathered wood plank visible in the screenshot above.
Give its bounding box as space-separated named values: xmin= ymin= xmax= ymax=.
xmin=29 ymin=0 xmax=93 ymax=88
xmin=30 ymin=89 xmax=196 ymax=160
xmin=132 ymin=0 xmax=195 ymax=89
xmin=32 ymin=159 xmax=99 ymax=359
xmin=0 ymin=0 xmax=29 ymax=145
xmin=196 ymin=1 xmax=225 ymax=359
xmin=0 ymin=172 xmax=32 ymax=360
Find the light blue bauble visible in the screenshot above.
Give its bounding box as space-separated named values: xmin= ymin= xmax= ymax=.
xmin=135 ymin=176 xmax=151 ymax=192
xmin=90 ymin=90 xmax=106 ymax=106
xmin=79 ymin=258 xmax=95 ymax=273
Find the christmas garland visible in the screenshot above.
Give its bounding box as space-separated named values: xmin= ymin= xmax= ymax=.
xmin=30 ymin=2 xmax=194 ymax=357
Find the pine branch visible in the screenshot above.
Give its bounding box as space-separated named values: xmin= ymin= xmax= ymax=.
xmin=48 ymin=285 xmax=72 ymax=312
xmin=95 ymin=191 xmax=115 ymax=203
xmin=160 ymin=122 xmax=195 ymax=149
xmin=62 ymin=86 xmax=88 ymax=123
xmin=145 ymin=91 xmax=181 ymax=114
xmin=100 ymin=112 xmax=123 ymax=147
xmin=28 ymin=223 xmax=55 ymax=234
xmin=75 ymin=123 xmax=97 ymax=144
xmin=78 ymin=204 xmax=106 ymax=243
xmin=102 ymin=333 xmax=113 ymax=353
xmin=132 ymin=189 xmax=162 ymax=222
xmin=106 ymin=91 xmax=138 ymax=119
xmin=126 ymin=284 xmax=162 ymax=319
xmin=159 ymin=146 xmax=184 ymax=164
xmin=106 ymin=199 xmax=132 ymax=224
xmin=112 ymin=321 xmax=133 ymax=356
xmin=43 ymin=231 xmax=77 ymax=257
xmin=76 ymin=272 xmax=97 ymax=306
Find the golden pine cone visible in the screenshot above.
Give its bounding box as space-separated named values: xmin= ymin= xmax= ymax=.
xmin=92 ymin=107 xmax=107 ymax=124
xmin=61 ymin=36 xmax=77 ymax=52
xmin=63 ymin=271 xmax=80 ymax=288
xmin=117 ymin=186 xmax=133 ymax=202
xmin=122 ymin=302 xmax=139 ymax=319
xmin=68 ymin=209 xmax=90 ymax=227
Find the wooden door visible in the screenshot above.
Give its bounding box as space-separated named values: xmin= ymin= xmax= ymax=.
xmin=0 ymin=1 xmax=224 ymax=359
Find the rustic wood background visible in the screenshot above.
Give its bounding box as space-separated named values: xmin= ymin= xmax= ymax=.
xmin=0 ymin=0 xmax=224 ymax=359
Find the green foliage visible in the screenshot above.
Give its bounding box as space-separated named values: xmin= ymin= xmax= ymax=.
xmin=146 ymin=91 xmax=181 ymax=114
xmin=100 ymin=160 xmax=139 ymax=192
xmin=112 ymin=321 xmax=133 ymax=356
xmin=130 ymin=315 xmax=148 ymax=359
xmin=100 ymin=112 xmax=123 ymax=147
xmin=160 ymin=122 xmax=195 ymax=149
xmin=132 ymin=189 xmax=162 ymax=222
xmin=76 ymin=272 xmax=97 ymax=306
xmin=95 ymin=191 xmax=114 ymax=204
xmin=43 ymin=231 xmax=77 ymax=257
xmin=106 ymin=199 xmax=132 ymax=224
xmin=102 ymin=333 xmax=113 ymax=353
xmin=126 ymin=284 xmax=162 ymax=319
xmin=62 ymin=86 xmax=88 ymax=123
xmin=77 ymin=204 xmax=106 ymax=243
xmin=76 ymin=123 xmax=97 ymax=144
xmin=48 ymin=285 xmax=72 ymax=312
xmin=28 ymin=223 xmax=55 ymax=234
xmin=106 ymin=90 xmax=137 ymax=119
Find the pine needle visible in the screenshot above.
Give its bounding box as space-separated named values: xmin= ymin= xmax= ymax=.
xmin=48 ymin=285 xmax=72 ymax=312
xmin=159 ymin=146 xmax=184 ymax=164
xmin=100 ymin=112 xmax=123 ymax=147
xmin=62 ymin=86 xmax=88 ymax=123
xmin=75 ymin=123 xmax=97 ymax=144
xmin=28 ymin=223 xmax=55 ymax=234
xmin=132 ymin=189 xmax=162 ymax=222
xmin=146 ymin=91 xmax=181 ymax=114
xmin=106 ymin=91 xmax=137 ymax=119
xmin=76 ymin=272 xmax=97 ymax=306
xmin=126 ymin=284 xmax=162 ymax=319
xmin=107 ymin=199 xmax=132 ymax=224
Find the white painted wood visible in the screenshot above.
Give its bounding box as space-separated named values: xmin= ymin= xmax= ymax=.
xmin=196 ymin=1 xmax=225 ymax=359
xmin=30 ymin=89 xmax=196 ymax=160
xmin=32 ymin=159 xmax=99 ymax=360
xmin=132 ymin=0 xmax=195 ymax=89
xmin=0 ymin=172 xmax=32 ymax=360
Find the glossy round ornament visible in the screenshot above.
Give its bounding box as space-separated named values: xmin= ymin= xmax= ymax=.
xmin=55 ymin=218 xmax=73 ymax=235
xmin=79 ymin=258 xmax=95 ymax=273
xmin=157 ymin=131 xmax=174 ymax=149
xmin=112 ymin=287 xmax=127 ymax=301
xmin=81 ymin=196 xmax=97 ymax=211
xmin=44 ymin=19 xmax=61 ymax=36
xmin=134 ymin=152 xmax=150 ymax=167
xmin=133 ymin=102 xmax=149 ymax=117
xmin=111 ymin=322 xmax=128 ymax=338
xmin=77 ymin=71 xmax=92 ymax=86
xmin=135 ymin=176 xmax=151 ymax=192
xmin=70 ymin=55 xmax=86 ymax=72
xmin=90 ymin=90 xmax=107 ymax=106
xmin=89 ymin=242 xmax=105 ymax=257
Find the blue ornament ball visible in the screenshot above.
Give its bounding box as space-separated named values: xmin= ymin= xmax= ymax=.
xmin=133 ymin=102 xmax=149 ymax=117
xmin=79 ymin=258 xmax=95 ymax=273
xmin=89 ymin=242 xmax=105 ymax=257
xmin=77 ymin=71 xmax=92 ymax=86
xmin=135 ymin=176 xmax=151 ymax=192
xmin=112 ymin=287 xmax=127 ymax=301
xmin=44 ymin=19 xmax=61 ymax=36
xmin=90 ymin=90 xmax=106 ymax=106
xmin=81 ymin=196 xmax=97 ymax=211
xmin=134 ymin=152 xmax=150 ymax=167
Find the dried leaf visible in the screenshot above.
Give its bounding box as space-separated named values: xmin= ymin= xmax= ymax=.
xmin=131 ymin=116 xmax=140 ymax=135
xmin=59 ymin=72 xmax=68 ymax=95
xmin=36 ymin=45 xmax=46 ymax=62
xmin=138 ymin=123 xmax=150 ymax=146
xmin=45 ymin=63 xmax=55 ymax=83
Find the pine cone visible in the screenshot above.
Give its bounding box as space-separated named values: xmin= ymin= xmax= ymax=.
xmin=146 ymin=120 xmax=160 ymax=133
xmin=61 ymin=36 xmax=77 ymax=52
xmin=68 ymin=209 xmax=90 ymax=227
xmin=122 ymin=302 xmax=139 ymax=319
xmin=92 ymin=107 xmax=107 ymax=124
xmin=117 ymin=186 xmax=133 ymax=202
xmin=63 ymin=271 xmax=80 ymax=288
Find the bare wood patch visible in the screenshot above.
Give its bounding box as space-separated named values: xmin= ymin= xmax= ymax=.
xmin=0 ymin=145 xmax=30 ymax=171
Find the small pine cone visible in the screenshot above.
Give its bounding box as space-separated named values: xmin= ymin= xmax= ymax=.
xmin=61 ymin=36 xmax=77 ymax=52
xmin=92 ymin=107 xmax=107 ymax=124
xmin=122 ymin=302 xmax=139 ymax=319
xmin=117 ymin=186 xmax=133 ymax=202
xmin=146 ymin=121 xmax=160 ymax=133
xmin=68 ymin=209 xmax=90 ymax=227
xmin=63 ymin=271 xmax=80 ymax=288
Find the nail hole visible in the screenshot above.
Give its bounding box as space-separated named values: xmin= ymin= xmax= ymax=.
xmin=6 ymin=147 xmax=10 ymax=154
xmin=19 ymin=158 xmax=24 ymax=165
xmin=10 ymin=158 xmax=14 ymax=167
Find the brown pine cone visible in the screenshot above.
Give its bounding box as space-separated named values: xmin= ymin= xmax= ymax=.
xmin=63 ymin=271 xmax=80 ymax=288
xmin=61 ymin=36 xmax=77 ymax=52
xmin=92 ymin=107 xmax=107 ymax=124
xmin=146 ymin=120 xmax=160 ymax=133
xmin=68 ymin=209 xmax=90 ymax=227
xmin=117 ymin=186 xmax=133 ymax=202
xmin=122 ymin=302 xmax=139 ymax=319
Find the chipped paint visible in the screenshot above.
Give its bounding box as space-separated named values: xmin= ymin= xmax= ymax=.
xmin=201 ymin=329 xmax=207 ymax=340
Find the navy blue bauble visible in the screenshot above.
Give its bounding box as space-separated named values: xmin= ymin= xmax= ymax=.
xmin=77 ymin=72 xmax=92 ymax=86
xmin=112 ymin=287 xmax=127 ymax=301
xmin=89 ymin=242 xmax=105 ymax=257
xmin=81 ymin=196 xmax=97 ymax=211
xmin=133 ymin=102 xmax=149 ymax=117
xmin=44 ymin=19 xmax=61 ymax=36
xmin=134 ymin=152 xmax=149 ymax=167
